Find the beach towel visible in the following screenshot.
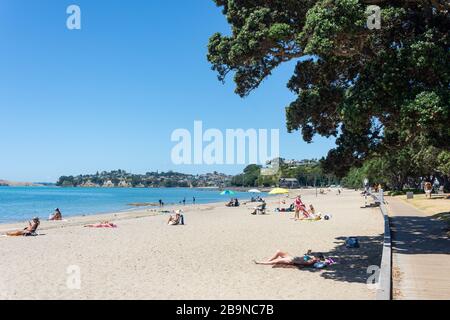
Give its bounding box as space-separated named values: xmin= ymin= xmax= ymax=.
xmin=85 ymin=223 xmax=117 ymax=228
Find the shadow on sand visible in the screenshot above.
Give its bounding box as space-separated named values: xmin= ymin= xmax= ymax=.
xmin=270 ymin=209 xmax=450 ymax=285
xmin=274 ymin=234 xmax=384 ymax=284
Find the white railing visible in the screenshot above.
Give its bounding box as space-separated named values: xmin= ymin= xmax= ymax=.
xmin=371 ymin=189 xmax=392 ymax=300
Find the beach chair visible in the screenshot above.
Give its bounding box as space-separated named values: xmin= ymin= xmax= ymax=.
xmin=257 ymin=203 xmax=267 ymax=215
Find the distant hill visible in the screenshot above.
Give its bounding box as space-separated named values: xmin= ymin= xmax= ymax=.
xmin=0 ymin=180 xmax=42 ymax=187
xmin=56 ymin=170 xmax=232 ymax=188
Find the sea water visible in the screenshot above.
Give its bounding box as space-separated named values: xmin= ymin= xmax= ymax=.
xmin=0 ymin=186 xmax=262 ymax=223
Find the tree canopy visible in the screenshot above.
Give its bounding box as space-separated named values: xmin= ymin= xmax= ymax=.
xmin=207 ymin=0 xmax=450 ymax=179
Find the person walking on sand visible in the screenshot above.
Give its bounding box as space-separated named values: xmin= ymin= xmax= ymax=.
xmin=424 ymin=181 xmax=433 ymax=199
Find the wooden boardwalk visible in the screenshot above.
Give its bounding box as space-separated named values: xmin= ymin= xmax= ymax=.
xmin=387 ymin=198 xmax=450 ymax=300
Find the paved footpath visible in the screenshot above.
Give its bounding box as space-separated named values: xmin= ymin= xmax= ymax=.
xmin=387 ymin=197 xmax=450 ymax=300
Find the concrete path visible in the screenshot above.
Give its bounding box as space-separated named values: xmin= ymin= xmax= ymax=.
xmin=387 ymin=197 xmax=450 ymax=300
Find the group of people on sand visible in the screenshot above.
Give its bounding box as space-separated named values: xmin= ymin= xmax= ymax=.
xmin=6 ymin=207 xmax=63 ymax=237
xmin=292 ymin=195 xmax=319 ymax=220
xmin=250 ymin=196 xmax=264 ymax=202
xmin=226 ymin=198 xmax=240 ymax=207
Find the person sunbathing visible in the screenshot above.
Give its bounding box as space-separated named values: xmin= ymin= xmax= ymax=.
xmin=275 ymin=203 xmax=294 ymax=212
xmin=49 ymin=208 xmax=63 ymax=221
xmin=7 ymin=217 xmax=40 ymax=237
xmin=253 ymin=250 xmax=320 ymax=266
xmin=251 ymin=201 xmax=266 ymax=215
xmin=168 ymin=210 xmax=184 ymax=225
xmin=84 ymin=221 xmax=117 ymax=228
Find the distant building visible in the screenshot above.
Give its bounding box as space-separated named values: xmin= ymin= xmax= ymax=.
xmin=279 ymin=178 xmax=299 ymax=189
xmin=102 ymin=180 xmax=114 ymax=188
xmin=261 ymin=157 xmax=282 ymax=176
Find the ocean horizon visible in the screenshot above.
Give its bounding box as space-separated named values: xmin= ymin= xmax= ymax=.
xmin=0 ymin=186 xmax=264 ymax=223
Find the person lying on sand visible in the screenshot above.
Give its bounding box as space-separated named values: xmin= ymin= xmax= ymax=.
xmin=253 ymin=250 xmax=319 ymax=266
xmin=254 ymin=250 xmax=335 ymax=268
xmin=7 ymin=217 xmax=40 ymax=237
xmin=168 ymin=210 xmax=184 ymax=226
xmin=276 ymin=203 xmax=295 ymax=212
xmin=84 ymin=221 xmax=117 ymax=228
xmin=48 ymin=208 xmax=62 ymax=221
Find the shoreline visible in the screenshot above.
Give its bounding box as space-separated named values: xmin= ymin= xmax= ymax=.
xmin=0 ymin=201 xmax=209 ymax=232
xmin=0 ymin=188 xmax=383 ymax=299
xmin=0 ymin=186 xmax=272 ymax=226
xmin=0 ymin=196 xmax=271 ymax=233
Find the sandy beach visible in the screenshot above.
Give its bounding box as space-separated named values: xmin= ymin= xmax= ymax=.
xmin=0 ymin=189 xmax=383 ymax=300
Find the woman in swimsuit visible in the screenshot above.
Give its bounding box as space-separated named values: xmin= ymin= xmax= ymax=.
xmin=253 ymin=250 xmax=319 ymax=266
xmin=7 ymin=217 xmax=40 ymax=237
xmin=84 ymin=221 xmax=117 ymax=228
xmin=49 ymin=208 xmax=63 ymax=221
xmin=167 ymin=210 xmax=184 ymax=225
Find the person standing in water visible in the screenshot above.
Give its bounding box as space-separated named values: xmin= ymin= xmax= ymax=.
xmin=193 ymin=196 xmax=196 ymax=205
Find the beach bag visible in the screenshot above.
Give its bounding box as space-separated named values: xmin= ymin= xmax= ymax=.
xmin=313 ymin=262 xmax=327 ymax=269
xmin=345 ymin=237 xmax=360 ymax=248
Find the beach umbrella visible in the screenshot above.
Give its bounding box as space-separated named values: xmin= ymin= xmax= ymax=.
xmin=220 ymin=190 xmax=236 ymax=196
xmin=248 ymin=189 xmax=261 ymax=193
xmin=268 ymin=188 xmax=289 ymax=195
xmin=269 ymin=188 xmax=290 ymax=207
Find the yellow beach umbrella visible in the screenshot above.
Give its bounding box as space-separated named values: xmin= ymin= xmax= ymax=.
xmin=269 ymin=188 xmax=290 ymax=195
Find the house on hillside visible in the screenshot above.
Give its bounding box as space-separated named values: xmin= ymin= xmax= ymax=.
xmin=279 ymin=178 xmax=299 ymax=189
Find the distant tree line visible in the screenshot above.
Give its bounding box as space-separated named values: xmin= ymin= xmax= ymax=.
xmin=230 ymin=161 xmax=340 ymax=188
xmin=56 ymin=170 xmax=231 ymax=188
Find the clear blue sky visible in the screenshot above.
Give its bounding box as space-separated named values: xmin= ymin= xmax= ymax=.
xmin=0 ymin=0 xmax=336 ymax=182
